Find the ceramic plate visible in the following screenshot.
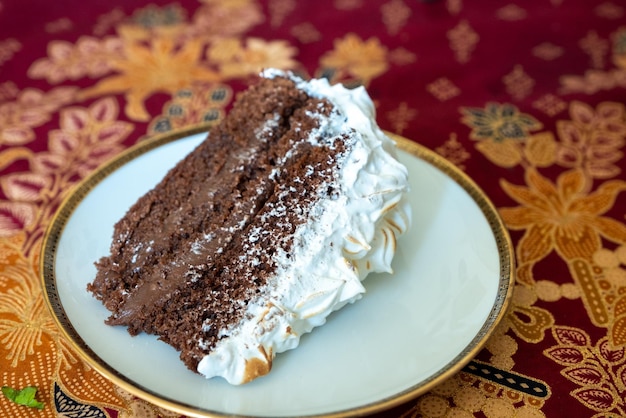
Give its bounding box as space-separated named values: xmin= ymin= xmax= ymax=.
xmin=41 ymin=127 xmax=514 ymax=417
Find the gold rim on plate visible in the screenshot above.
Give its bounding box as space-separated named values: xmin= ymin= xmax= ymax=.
xmin=40 ymin=127 xmax=515 ymax=418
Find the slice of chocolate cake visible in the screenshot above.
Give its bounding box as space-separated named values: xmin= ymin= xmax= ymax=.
xmin=88 ymin=70 xmax=411 ymax=384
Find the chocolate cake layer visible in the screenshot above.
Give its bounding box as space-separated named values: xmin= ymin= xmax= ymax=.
xmin=88 ymin=76 xmax=352 ymax=370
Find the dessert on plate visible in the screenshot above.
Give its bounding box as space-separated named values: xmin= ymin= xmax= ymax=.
xmin=88 ymin=69 xmax=411 ymax=384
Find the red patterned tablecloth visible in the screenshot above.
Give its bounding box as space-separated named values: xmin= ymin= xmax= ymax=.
xmin=2 ymin=0 xmax=626 ymax=417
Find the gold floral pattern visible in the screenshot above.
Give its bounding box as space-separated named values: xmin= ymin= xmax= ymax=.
xmin=0 ymin=97 xmax=132 ymax=253
xmin=555 ymin=101 xmax=626 ymax=181
xmin=268 ymin=0 xmax=296 ymax=28
xmin=500 ymin=168 xmax=626 ymax=284
xmin=0 ymin=39 xmax=21 ymax=66
xmin=319 ymin=33 xmax=389 ymax=85
xmin=427 ymin=77 xmax=461 ymax=101
xmin=461 ymin=103 xmax=544 ymax=168
xmin=2 ymin=1 xmax=626 ymax=417
xmin=580 ymin=31 xmax=610 ymax=70
xmin=0 ymin=238 xmax=127 ymax=418
xmin=560 ymin=26 xmax=626 ymax=94
xmin=504 ymin=284 xmax=555 ymax=344
xmin=503 ymin=65 xmax=535 ymax=101
xmin=208 ymin=37 xmax=298 ymax=79
xmin=386 ymin=102 xmax=417 ymax=134
xmin=532 ymin=94 xmax=567 ymax=117
xmin=79 ymin=36 xmax=219 ymax=121
xmin=461 ymin=103 xmax=542 ymax=143
xmin=448 ymin=20 xmax=479 ymax=63
xmin=148 ymin=83 xmax=232 ymax=134
xmin=0 ymin=99 xmax=132 ymax=417
xmin=0 ymin=87 xmax=77 ymax=147
xmin=402 ymin=371 xmax=547 ymax=418
xmin=28 ymin=0 xmax=271 ymax=123
xmin=381 ymin=0 xmax=412 ymax=35
xmin=544 ymin=327 xmax=626 ymax=416
xmin=566 ymin=246 xmax=626 ymax=346
xmin=435 ymin=133 xmax=471 ymax=170
xmin=28 ymin=36 xmax=125 ymax=84
xmin=187 ymin=0 xmax=264 ymax=41
xmin=532 ymin=42 xmax=564 ymax=61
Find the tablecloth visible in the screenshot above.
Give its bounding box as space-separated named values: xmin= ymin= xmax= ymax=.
xmin=2 ymin=0 xmax=626 ymax=416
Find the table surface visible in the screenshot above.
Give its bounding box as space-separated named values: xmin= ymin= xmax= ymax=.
xmin=2 ymin=0 xmax=626 ymax=417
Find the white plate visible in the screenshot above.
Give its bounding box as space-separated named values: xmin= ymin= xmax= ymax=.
xmin=41 ymin=128 xmax=514 ymax=417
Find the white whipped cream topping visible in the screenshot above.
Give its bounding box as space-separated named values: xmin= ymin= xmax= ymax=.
xmin=197 ymin=70 xmax=411 ymax=384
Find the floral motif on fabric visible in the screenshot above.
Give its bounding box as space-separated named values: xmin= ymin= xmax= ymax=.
xmin=500 ymin=168 xmax=626 ymax=285
xmin=1 ymin=1 xmax=626 ymax=417
xmin=544 ymin=326 xmax=626 ymax=416
xmin=319 ymin=33 xmax=389 ymax=85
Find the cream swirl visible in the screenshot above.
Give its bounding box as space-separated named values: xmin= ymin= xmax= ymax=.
xmin=196 ymin=70 xmax=411 ymax=384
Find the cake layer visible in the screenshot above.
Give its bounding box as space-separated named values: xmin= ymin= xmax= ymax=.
xmin=89 ymin=76 xmax=352 ymax=368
